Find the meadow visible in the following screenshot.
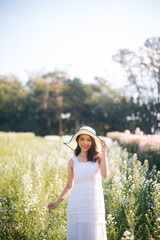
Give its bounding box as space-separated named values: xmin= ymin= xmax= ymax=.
xmin=0 ymin=133 xmax=160 ymax=240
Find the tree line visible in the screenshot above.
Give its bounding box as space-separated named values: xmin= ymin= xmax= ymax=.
xmin=0 ymin=37 xmax=159 ymax=136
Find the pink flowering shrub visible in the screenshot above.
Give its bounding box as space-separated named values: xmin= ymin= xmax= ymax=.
xmin=107 ymin=131 xmax=160 ymax=170
xmin=107 ymin=131 xmax=160 ymax=152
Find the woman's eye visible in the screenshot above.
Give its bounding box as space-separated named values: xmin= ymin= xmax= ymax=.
xmin=79 ymin=138 xmax=91 ymax=141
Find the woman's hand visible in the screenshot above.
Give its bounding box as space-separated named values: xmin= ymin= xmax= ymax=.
xmin=48 ymin=201 xmax=58 ymax=210
xmin=101 ymin=140 xmax=107 ymax=152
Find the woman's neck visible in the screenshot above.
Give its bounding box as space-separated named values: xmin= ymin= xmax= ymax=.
xmin=79 ymin=150 xmax=88 ymax=157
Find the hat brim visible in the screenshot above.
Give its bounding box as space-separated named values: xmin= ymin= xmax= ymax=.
xmin=64 ymin=129 xmax=102 ymax=152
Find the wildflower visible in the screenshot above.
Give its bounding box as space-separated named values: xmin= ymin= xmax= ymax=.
xmin=123 ymin=230 xmax=131 ymax=236
xmin=121 ymin=230 xmax=134 ymax=240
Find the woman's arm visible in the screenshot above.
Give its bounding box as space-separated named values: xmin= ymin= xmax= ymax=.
xmin=98 ymin=140 xmax=108 ymax=178
xmin=48 ymin=159 xmax=74 ymax=210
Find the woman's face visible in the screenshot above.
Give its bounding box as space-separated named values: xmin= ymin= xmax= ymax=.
xmin=78 ymin=134 xmax=92 ymax=152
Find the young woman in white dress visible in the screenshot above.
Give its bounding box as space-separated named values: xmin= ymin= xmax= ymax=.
xmin=48 ymin=126 xmax=108 ymax=240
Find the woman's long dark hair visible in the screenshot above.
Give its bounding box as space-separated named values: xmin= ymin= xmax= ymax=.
xmin=74 ymin=135 xmax=99 ymax=162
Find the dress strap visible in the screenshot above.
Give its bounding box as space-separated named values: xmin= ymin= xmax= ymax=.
xmin=71 ymin=156 xmax=78 ymax=163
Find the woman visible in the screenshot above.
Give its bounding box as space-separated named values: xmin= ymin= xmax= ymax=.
xmin=48 ymin=126 xmax=108 ymax=240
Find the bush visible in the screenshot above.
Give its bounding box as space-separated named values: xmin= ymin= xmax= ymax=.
xmin=123 ymin=142 xmax=160 ymax=171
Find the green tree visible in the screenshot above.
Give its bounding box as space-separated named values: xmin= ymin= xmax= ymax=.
xmin=26 ymin=70 xmax=67 ymax=135
xmin=86 ymin=77 xmax=134 ymax=135
xmin=0 ymin=75 xmax=27 ymax=131
xmin=42 ymin=70 xmax=68 ymax=135
xmin=62 ymin=78 xmax=92 ymax=131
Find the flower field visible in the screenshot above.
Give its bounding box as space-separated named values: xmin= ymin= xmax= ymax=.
xmin=0 ymin=133 xmax=160 ymax=240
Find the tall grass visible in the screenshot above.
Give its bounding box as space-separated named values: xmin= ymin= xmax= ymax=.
xmin=104 ymin=141 xmax=160 ymax=239
xmin=0 ymin=133 xmax=159 ymax=239
xmin=0 ymin=133 xmax=71 ymax=239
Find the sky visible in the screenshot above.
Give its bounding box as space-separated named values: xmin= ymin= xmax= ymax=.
xmin=0 ymin=0 xmax=160 ymax=88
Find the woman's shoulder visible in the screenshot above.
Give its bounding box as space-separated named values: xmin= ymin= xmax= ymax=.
xmin=68 ymin=158 xmax=74 ymax=169
xmin=68 ymin=156 xmax=77 ymax=165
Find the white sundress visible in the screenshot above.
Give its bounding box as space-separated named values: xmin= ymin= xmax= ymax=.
xmin=67 ymin=156 xmax=107 ymax=240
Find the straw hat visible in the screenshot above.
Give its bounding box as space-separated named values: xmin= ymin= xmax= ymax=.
xmin=64 ymin=126 xmax=102 ymax=151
